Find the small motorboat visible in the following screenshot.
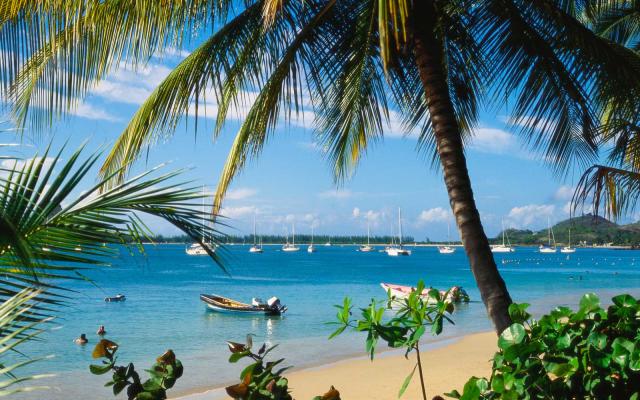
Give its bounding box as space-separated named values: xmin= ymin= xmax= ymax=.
xmin=200 ymin=294 xmax=287 ymax=315
xmin=380 ymin=283 xmax=469 ymax=303
xmin=105 ymin=294 xmax=126 ymax=302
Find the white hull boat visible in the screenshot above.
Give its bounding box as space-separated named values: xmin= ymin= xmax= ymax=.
xmin=492 ymin=219 xmax=514 ymax=253
xmin=386 ymin=247 xmax=411 ymax=256
xmin=539 ymin=217 xmax=557 ymax=253
xmin=438 ymin=246 xmax=455 ymax=254
xmin=387 ymin=208 xmax=411 ymax=256
xmin=380 ymin=283 xmax=469 ymax=303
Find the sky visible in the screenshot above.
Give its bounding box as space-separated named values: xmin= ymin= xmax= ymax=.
xmin=2 ymin=47 xmax=626 ymax=241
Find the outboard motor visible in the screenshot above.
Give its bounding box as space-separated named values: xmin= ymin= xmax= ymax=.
xmin=266 ymin=297 xmax=281 ymax=308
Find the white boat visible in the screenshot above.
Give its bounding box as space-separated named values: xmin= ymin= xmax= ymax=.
xmin=307 ymin=227 xmax=316 ymax=253
xmin=186 ymin=242 xmax=211 ymax=255
xmin=282 ymin=224 xmax=300 ymax=252
xmin=438 ymin=221 xmax=456 ymax=254
xmin=324 ymin=239 xmax=332 ymax=247
xmin=249 ymin=215 xmax=263 ymax=253
xmin=539 ymin=217 xmax=557 ymax=253
xmin=491 ymin=219 xmax=515 ymax=253
xmin=438 ymin=246 xmax=455 ymax=254
xmin=561 ymin=228 xmax=576 ymax=253
xmin=359 ymin=221 xmax=375 ymax=252
xmin=380 ymin=283 xmax=469 ymax=303
xmin=187 ymin=186 xmax=214 ymax=255
xmin=386 ymin=208 xmax=411 ymax=256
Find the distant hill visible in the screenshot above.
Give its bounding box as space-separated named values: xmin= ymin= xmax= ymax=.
xmin=494 ymin=214 xmax=640 ymax=246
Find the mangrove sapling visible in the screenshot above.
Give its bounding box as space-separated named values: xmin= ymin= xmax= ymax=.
xmin=329 ymin=280 xmax=455 ymax=400
xmin=225 ymin=335 xmax=341 ymax=400
xmin=89 ymin=339 xmax=183 ymax=399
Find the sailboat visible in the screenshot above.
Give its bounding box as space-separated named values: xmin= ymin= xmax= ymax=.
xmin=491 ymin=219 xmax=515 ymax=253
xmin=386 ymin=208 xmax=411 ymax=256
xmin=438 ymin=220 xmax=456 ymax=254
xmin=186 ymin=186 xmax=214 ymax=255
xmin=561 ymin=228 xmax=576 ymax=253
xmin=249 ymin=215 xmax=263 ymax=253
xmin=307 ymin=226 xmax=316 ymax=253
xmin=282 ymin=224 xmax=300 ymax=252
xmin=539 ymin=217 xmax=557 ymax=253
xmin=359 ymin=221 xmax=375 ymax=252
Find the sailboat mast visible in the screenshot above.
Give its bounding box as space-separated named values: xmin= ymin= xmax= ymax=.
xmin=502 ymin=219 xmax=506 ymax=247
xmin=398 ymin=208 xmax=403 ymax=246
xmin=311 ymin=226 xmax=314 ymax=245
xmin=253 ymin=215 xmax=257 ymax=245
xmin=367 ymin=221 xmax=370 ymax=246
xmin=292 ymin=224 xmax=295 ymax=246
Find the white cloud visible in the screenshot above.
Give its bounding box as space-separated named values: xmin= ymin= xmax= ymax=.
xmin=319 ymin=189 xmax=353 ymax=199
xmin=468 ymin=128 xmax=517 ymax=154
xmin=506 ymin=204 xmax=555 ymax=228
xmin=226 ymin=187 xmax=257 ymax=200
xmin=418 ymin=207 xmax=451 ymax=224
xmin=72 ymin=102 xmax=120 ymax=121
xmin=352 ymin=207 xmax=361 ymax=218
xmin=554 ymin=185 xmax=575 ymax=202
xmin=219 ymin=205 xmax=256 ymax=219
xmin=163 ymin=47 xmax=191 ymax=58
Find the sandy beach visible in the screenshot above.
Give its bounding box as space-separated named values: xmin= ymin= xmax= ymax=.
xmin=174 ymin=331 xmax=496 ymax=400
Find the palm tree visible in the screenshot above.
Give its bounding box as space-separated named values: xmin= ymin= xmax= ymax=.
xmin=0 ymin=142 xmax=222 ymax=392
xmin=3 ymin=1 xmax=640 ymax=333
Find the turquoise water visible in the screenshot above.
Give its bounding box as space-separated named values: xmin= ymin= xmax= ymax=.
xmin=14 ymin=245 xmax=640 ymax=399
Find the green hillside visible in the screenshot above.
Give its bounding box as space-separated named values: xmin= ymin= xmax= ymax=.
xmin=493 ymin=214 xmax=640 ymax=246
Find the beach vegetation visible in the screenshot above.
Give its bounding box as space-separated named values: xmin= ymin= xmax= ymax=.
xmin=224 ymin=335 xmax=341 ymax=400
xmin=90 ymin=339 xmax=183 ymax=400
xmin=9 ymin=2 xmax=640 ymax=334
xmin=330 ymin=280 xmax=455 ymax=399
xmin=448 ymin=293 xmax=640 ymax=399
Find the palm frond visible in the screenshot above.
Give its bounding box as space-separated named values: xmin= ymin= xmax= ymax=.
xmin=0 ymin=288 xmax=52 ymax=397
xmin=1 ymin=143 xmax=225 ymax=312
xmin=212 ymin=0 xmax=336 ymax=213
xmin=313 ymin=0 xmax=388 ymax=181
xmin=1 ymin=0 xmax=231 ymax=131
xmin=573 ymin=164 xmax=640 ymax=220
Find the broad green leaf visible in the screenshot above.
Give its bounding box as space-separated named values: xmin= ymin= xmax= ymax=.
xmin=398 ymin=363 xmax=417 ymax=398
xmin=498 ymin=323 xmax=526 ymax=350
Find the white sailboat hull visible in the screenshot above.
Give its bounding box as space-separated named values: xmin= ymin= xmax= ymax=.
xmin=491 ymin=245 xmax=514 ymax=253
xmin=249 ymin=246 xmax=263 ymax=253
xmin=386 ymin=247 xmax=411 ymax=256
xmin=186 ymin=243 xmax=213 ymax=255
xmin=560 ymin=247 xmax=576 ymax=253
xmin=307 ymin=245 xmax=316 ymax=253
xmin=438 ymin=246 xmax=455 ymax=254
xmin=282 ymin=246 xmax=300 ymax=252
xmin=539 ymin=247 xmax=557 ymax=253
xmin=359 ymin=245 xmax=374 ymax=252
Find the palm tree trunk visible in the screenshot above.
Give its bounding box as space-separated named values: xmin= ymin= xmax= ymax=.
xmin=411 ymin=1 xmax=512 ymax=334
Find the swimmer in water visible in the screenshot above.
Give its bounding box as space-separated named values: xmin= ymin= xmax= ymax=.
xmin=74 ymin=333 xmax=88 ymax=345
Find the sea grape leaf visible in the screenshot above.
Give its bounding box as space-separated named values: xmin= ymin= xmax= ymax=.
xmin=498 ymin=323 xmax=526 ymax=350
xmin=579 ymin=293 xmax=600 ymax=313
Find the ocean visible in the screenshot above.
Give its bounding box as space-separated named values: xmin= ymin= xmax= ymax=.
xmin=12 ymin=244 xmax=640 ymax=399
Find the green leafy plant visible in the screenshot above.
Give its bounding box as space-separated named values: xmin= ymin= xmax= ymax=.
xmin=225 ymin=335 xmax=340 ymax=400
xmin=447 ymin=293 xmax=640 ymax=399
xmin=90 ymin=340 xmax=183 ymax=400
xmin=330 ymin=280 xmax=455 ymax=400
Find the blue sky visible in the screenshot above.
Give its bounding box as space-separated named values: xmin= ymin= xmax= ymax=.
xmin=3 ymin=50 xmax=618 ymax=241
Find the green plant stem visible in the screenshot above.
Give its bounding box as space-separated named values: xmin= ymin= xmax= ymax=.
xmin=415 ymin=345 xmax=427 ymax=400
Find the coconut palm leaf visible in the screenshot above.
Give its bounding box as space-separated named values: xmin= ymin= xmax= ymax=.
xmin=573 ymin=164 xmax=640 ymax=220
xmin=1 ymin=0 xmax=232 ymax=130
xmin=0 ymin=288 xmax=52 ymax=397
xmin=1 ymin=143 xmax=224 ymax=311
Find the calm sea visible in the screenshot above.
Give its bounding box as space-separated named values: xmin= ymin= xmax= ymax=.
xmin=12 ymin=244 xmax=640 ymax=399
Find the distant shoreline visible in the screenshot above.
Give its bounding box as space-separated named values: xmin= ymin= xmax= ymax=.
xmin=144 ymin=242 xmax=640 ymax=250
